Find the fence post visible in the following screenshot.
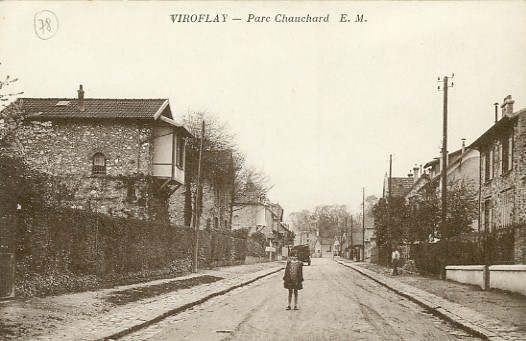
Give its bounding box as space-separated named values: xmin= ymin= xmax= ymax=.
xmin=482 ymin=265 xmax=489 ymax=290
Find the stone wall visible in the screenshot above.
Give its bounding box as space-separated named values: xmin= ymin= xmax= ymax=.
xmin=480 ymin=114 xmax=526 ymax=229
xmin=232 ymin=204 xmax=258 ymax=231
xmin=168 ymin=182 xmax=233 ymax=230
xmin=16 ymin=119 xmax=153 ymax=177
xmin=478 ymin=113 xmax=526 ymax=264
xmin=516 ymin=114 xmax=526 ymax=224
xmin=11 ymin=119 xmax=176 ymax=221
xmin=200 ymin=182 xmax=232 ymax=230
xmin=168 ymin=185 xmax=187 ymax=226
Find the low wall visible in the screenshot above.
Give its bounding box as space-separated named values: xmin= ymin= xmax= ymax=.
xmin=489 ymin=265 xmax=526 ymax=296
xmin=445 ymin=265 xmax=486 ymax=290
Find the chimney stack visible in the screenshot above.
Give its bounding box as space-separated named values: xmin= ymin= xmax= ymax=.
xmin=413 ymin=164 xmax=420 ymax=183
xmin=461 ymin=138 xmax=466 ymax=154
xmin=501 ymin=95 xmax=514 ymax=117
xmin=78 ymin=85 xmax=85 ymax=112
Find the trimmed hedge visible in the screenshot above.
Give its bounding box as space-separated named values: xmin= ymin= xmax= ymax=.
xmin=1 ymin=153 xmax=247 ymax=298
xmin=14 ymin=206 xmax=247 ymax=297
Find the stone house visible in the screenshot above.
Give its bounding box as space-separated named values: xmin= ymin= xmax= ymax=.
xmin=11 ymin=85 xmax=191 ymax=222
xmin=470 ymin=95 xmax=526 ymax=264
xmin=232 ymin=197 xmax=288 ymax=259
xmin=232 ymin=198 xmax=283 ymax=234
xmin=200 ymin=150 xmax=235 ymax=230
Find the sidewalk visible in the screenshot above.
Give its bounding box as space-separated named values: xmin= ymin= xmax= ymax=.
xmin=0 ymin=261 xmax=284 ymax=341
xmin=336 ymin=258 xmax=526 ymax=341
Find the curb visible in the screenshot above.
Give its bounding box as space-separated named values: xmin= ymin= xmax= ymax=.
xmin=335 ymin=260 xmax=503 ymax=341
xmin=101 ymin=266 xmax=284 ymax=341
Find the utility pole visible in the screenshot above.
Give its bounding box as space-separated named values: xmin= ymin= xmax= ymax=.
xmin=362 ymin=187 xmax=365 ymax=262
xmin=193 ymin=120 xmax=205 ymax=273
xmin=388 ymin=154 xmax=392 ymax=264
xmin=438 ymin=74 xmax=453 ymax=278
xmin=388 ymin=154 xmax=392 ymax=199
xmin=344 ymin=216 xmax=348 ymax=259
xmin=350 ymin=215 xmax=353 ymax=260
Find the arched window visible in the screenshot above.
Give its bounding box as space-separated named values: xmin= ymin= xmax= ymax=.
xmin=92 ymin=152 xmax=106 ymax=175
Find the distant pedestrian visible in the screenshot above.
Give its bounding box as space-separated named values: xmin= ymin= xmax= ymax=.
xmin=283 ymin=250 xmax=303 ymax=310
xmin=391 ymin=248 xmax=401 ymax=275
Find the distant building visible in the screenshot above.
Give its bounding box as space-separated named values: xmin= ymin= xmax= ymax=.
xmin=319 ymin=237 xmax=333 ymax=257
xmin=232 ymin=197 xmax=290 ymax=260
xmin=383 ymin=174 xmax=414 ymax=199
xmin=295 ymin=230 xmax=317 ymax=252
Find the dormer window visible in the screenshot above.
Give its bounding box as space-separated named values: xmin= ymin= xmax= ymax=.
xmin=92 ymin=152 xmax=106 ymax=175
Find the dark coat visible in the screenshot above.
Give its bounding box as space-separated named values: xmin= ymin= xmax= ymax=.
xmin=283 ymin=259 xmax=304 ymax=290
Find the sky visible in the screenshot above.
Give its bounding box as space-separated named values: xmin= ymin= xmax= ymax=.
xmin=1 ymin=1 xmax=525 ymax=217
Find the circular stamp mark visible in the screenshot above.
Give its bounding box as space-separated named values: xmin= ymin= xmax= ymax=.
xmin=34 ymin=10 xmax=59 ymax=40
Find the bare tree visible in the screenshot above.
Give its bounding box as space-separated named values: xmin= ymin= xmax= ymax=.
xmin=310 ymin=205 xmax=351 ymax=238
xmin=182 ymin=111 xmax=271 ymax=227
xmin=289 ymin=210 xmax=317 ymax=233
xmin=0 ymin=64 xmax=23 ymax=144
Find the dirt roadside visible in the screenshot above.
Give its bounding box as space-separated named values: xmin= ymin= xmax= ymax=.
xmin=0 ymin=262 xmax=279 ymax=341
xmin=353 ymin=261 xmax=526 ymax=332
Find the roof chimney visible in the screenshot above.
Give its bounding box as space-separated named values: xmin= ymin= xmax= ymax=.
xmin=78 ymin=85 xmax=85 ymax=112
xmin=413 ymin=164 xmax=420 ymax=183
xmin=461 ymin=138 xmax=466 ymax=154
xmin=501 ymin=95 xmax=514 ymax=117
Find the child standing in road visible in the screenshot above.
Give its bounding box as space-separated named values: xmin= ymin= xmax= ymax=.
xmin=283 ymin=250 xmax=304 ymax=310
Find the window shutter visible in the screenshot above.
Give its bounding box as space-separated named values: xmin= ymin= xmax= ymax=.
xmin=497 ymin=145 xmax=504 ymax=175
xmin=489 ymin=149 xmax=494 ymax=180
xmin=481 ymin=153 xmax=486 ymax=183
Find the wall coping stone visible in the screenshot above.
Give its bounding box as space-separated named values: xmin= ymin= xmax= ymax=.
xmin=489 ymin=265 xmax=526 ymax=271
xmin=446 ymin=265 xmax=486 ymax=271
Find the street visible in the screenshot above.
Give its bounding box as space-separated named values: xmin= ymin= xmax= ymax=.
xmin=119 ymin=258 xmax=481 ymax=341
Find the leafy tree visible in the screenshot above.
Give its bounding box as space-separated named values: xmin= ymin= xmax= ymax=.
xmin=443 ymin=178 xmax=478 ymax=239
xmin=405 ymin=186 xmax=440 ymax=243
xmin=374 ymin=177 xmax=478 ymax=250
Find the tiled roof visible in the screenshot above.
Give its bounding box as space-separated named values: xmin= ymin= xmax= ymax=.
xmin=387 ymin=177 xmax=414 ymax=198
xmin=19 ymin=98 xmax=169 ymax=120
